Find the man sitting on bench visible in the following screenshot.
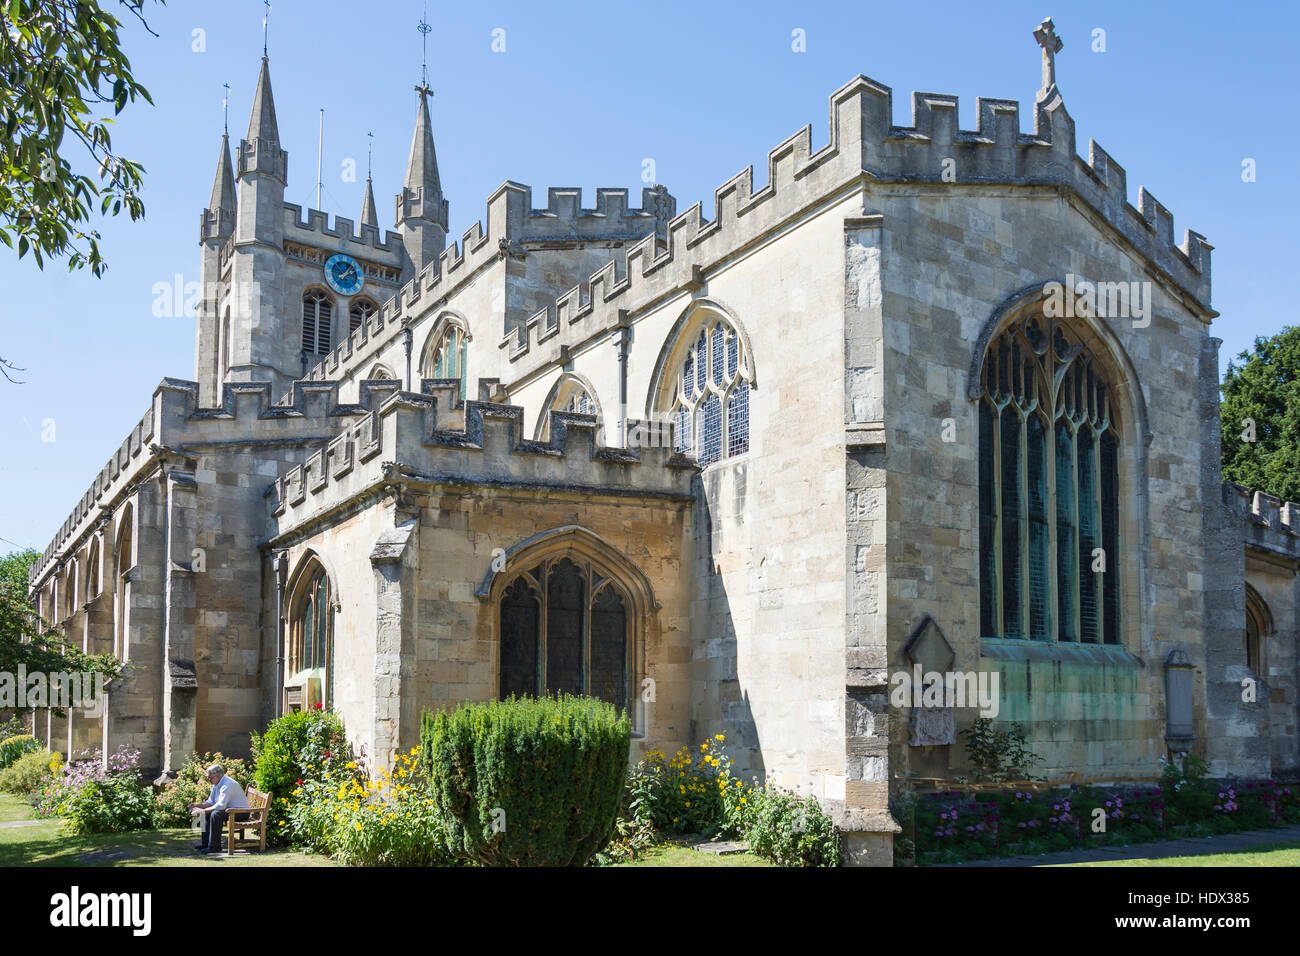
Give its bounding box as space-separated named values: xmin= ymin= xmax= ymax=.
xmin=188 ymin=764 xmax=250 ymax=854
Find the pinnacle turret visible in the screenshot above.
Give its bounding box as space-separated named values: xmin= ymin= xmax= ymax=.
xmin=395 ymin=87 xmax=449 ymax=272
xmin=200 ymin=132 xmax=236 ymax=242
xmin=360 ymin=177 xmax=379 ymax=229
xmin=238 ymin=56 xmax=288 ymax=185
xmin=403 ymin=91 xmax=441 ymax=199
xmin=247 ymin=55 xmax=279 ymax=145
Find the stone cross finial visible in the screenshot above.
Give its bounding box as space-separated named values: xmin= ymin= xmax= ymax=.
xmin=1032 ymin=17 xmax=1063 ymax=93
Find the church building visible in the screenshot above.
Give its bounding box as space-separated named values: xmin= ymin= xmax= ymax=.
xmin=23 ymin=21 xmax=1298 ymax=865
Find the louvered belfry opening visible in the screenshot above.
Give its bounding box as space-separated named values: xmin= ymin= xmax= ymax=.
xmin=349 ymin=298 xmax=377 ymax=336
xmin=978 ymin=314 xmax=1122 ymax=643
xmin=301 ymin=289 xmax=333 ymax=355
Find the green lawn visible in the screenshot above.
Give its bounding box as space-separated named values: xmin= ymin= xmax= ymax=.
xmin=1055 ymin=841 xmax=1300 ymax=867
xmin=0 ymin=794 xmax=34 ymax=823
xmin=615 ymin=842 xmax=772 ymax=867
xmin=0 ymin=795 xmax=767 ymax=867
xmin=0 ymin=794 xmax=332 ymax=867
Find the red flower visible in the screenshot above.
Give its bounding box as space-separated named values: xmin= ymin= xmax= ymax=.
xmin=324 ymin=752 xmax=331 ymax=758
xmin=314 ymin=703 xmax=323 ymax=709
xmin=296 ymin=779 xmax=303 ymax=786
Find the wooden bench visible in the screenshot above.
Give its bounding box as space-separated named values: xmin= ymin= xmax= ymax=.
xmin=224 ymin=786 xmax=270 ymax=856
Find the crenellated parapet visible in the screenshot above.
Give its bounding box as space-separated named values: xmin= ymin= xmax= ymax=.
xmin=270 ymin=392 xmax=696 ymax=533
xmin=282 ymin=203 xmax=405 ymax=257
xmin=28 ymin=376 xmax=409 ymax=589
xmin=1224 ymin=482 xmax=1300 ymax=565
xmin=499 ymin=74 xmax=1214 ymax=377
xmin=301 ymin=180 xmax=679 ymax=385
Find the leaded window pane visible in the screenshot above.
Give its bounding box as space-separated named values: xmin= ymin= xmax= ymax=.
xmin=695 ymin=333 xmax=707 ymax=393
xmin=545 ymin=558 xmax=584 ymax=697
xmin=711 ymin=325 xmax=724 ymax=385
xmin=499 ymin=577 xmax=539 ymax=699
xmin=726 ymin=385 xmax=749 ymax=458
xmin=999 ymin=409 xmax=1023 ymax=638
xmin=590 ymin=586 xmax=626 ymax=713
xmin=978 ymin=400 xmax=997 ymax=637
xmin=700 ymin=394 xmax=722 ymax=468
xmin=1027 ymin=414 xmax=1050 ymax=639
xmin=1055 ymin=419 xmax=1077 ymax=641
xmin=1101 ymin=431 xmax=1120 ymax=645
xmin=1077 ymin=429 xmax=1099 ymax=643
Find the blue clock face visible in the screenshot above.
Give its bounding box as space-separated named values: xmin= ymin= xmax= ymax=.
xmin=324 ymin=253 xmax=365 ymax=296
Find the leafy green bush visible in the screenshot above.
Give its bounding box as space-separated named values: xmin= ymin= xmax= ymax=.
xmin=291 ymin=747 xmax=458 ymax=866
xmin=251 ymin=708 xmax=353 ymax=844
xmin=153 ymin=752 xmax=254 ymax=828
xmin=422 ymin=694 xmax=630 ymax=866
xmin=743 ymin=787 xmax=842 ymax=867
xmin=33 ymin=747 xmax=153 ymax=834
xmin=960 ymin=718 xmax=1043 ymax=783
xmin=62 ymin=773 xmax=154 ymax=835
xmin=625 ymin=737 xmax=754 ymax=839
xmin=0 ymin=734 xmax=40 ymax=769
xmin=0 ymin=748 xmax=59 ymax=794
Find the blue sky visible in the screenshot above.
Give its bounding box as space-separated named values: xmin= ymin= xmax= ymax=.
xmin=1 ymin=0 xmax=1296 ymax=555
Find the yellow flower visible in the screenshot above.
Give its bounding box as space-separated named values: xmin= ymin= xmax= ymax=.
xmin=714 ymin=734 xmax=725 ymax=741
xmin=355 ymin=821 xmax=362 ymax=830
xmin=685 ymin=801 xmax=691 ymax=807
xmin=740 ymin=797 xmax=746 ymax=804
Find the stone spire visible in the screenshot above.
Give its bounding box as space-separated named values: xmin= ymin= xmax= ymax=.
xmin=395 ymin=87 xmax=449 ymax=273
xmin=403 ymin=90 xmax=442 ymax=200
xmin=360 ymin=177 xmax=378 ymax=229
xmin=201 ymin=132 xmax=236 ymax=241
xmin=246 ymin=55 xmax=279 ymax=146
xmin=209 ymin=133 xmax=236 ymax=215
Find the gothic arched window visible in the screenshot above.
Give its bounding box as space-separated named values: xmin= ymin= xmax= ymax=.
xmin=978 ymin=315 xmax=1122 ymax=643
xmin=497 ymin=556 xmax=629 ymax=714
xmin=289 ymin=564 xmax=332 ymax=707
xmin=1245 ymin=585 xmax=1271 ymax=675
xmin=666 ymin=317 xmax=752 ymax=467
xmin=349 ymin=297 xmax=378 ymax=336
xmin=301 ymin=289 xmax=334 ymax=356
xmin=426 ymin=324 xmax=468 ymax=398
xmin=536 ymin=375 xmax=601 ymax=442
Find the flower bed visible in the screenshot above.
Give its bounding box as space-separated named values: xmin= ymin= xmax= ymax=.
xmin=904 ymin=760 xmax=1299 ymax=865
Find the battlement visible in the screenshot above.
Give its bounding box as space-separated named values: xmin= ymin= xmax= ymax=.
xmin=282 ymin=203 xmax=405 ymax=257
xmin=1224 ymin=482 xmax=1300 ymax=564
xmin=499 ymin=74 xmax=1214 ymax=376
xmin=270 ymin=393 xmax=696 ymax=532
xmin=28 ymin=376 xmax=411 ymax=588
xmin=301 ymin=180 xmax=679 ymax=386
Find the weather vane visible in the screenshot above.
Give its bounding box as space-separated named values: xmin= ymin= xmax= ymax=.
xmin=367 ymin=131 xmax=374 ymax=179
xmin=262 ymin=0 xmax=271 ymax=56
xmin=416 ymin=3 xmax=433 ymax=96
xmin=222 ymin=82 xmax=230 ymax=134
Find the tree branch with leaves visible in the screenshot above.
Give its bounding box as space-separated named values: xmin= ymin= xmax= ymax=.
xmin=0 ymin=0 xmax=162 ymax=277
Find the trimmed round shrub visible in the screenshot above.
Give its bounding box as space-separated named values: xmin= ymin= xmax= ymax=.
xmin=0 ymin=734 xmax=40 ymax=769
xmin=0 ymin=749 xmax=60 ymax=794
xmin=422 ymin=694 xmax=630 ymax=866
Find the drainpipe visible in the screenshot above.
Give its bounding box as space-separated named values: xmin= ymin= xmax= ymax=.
xmin=273 ymin=551 xmax=288 ymax=719
xmin=615 ymin=310 xmax=630 ymax=446
xmin=403 ymin=323 xmax=414 ymax=392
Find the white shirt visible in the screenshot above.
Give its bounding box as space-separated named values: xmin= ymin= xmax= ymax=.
xmin=208 ymin=776 xmax=249 ymax=813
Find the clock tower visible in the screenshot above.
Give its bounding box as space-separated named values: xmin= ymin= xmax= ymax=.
xmin=195 ymin=53 xmax=423 ymax=405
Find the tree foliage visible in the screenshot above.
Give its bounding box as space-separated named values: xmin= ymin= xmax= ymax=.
xmin=0 ymin=0 xmax=161 ymax=278
xmin=1220 ymin=326 xmax=1300 ymax=503
xmin=0 ymin=548 xmax=121 ymax=683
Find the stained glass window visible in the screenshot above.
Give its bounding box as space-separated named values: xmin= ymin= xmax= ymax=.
xmin=497 ymin=557 xmax=630 ymax=713
xmin=666 ymin=318 xmax=752 ymax=467
xmin=978 ymin=315 xmax=1122 ymax=643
